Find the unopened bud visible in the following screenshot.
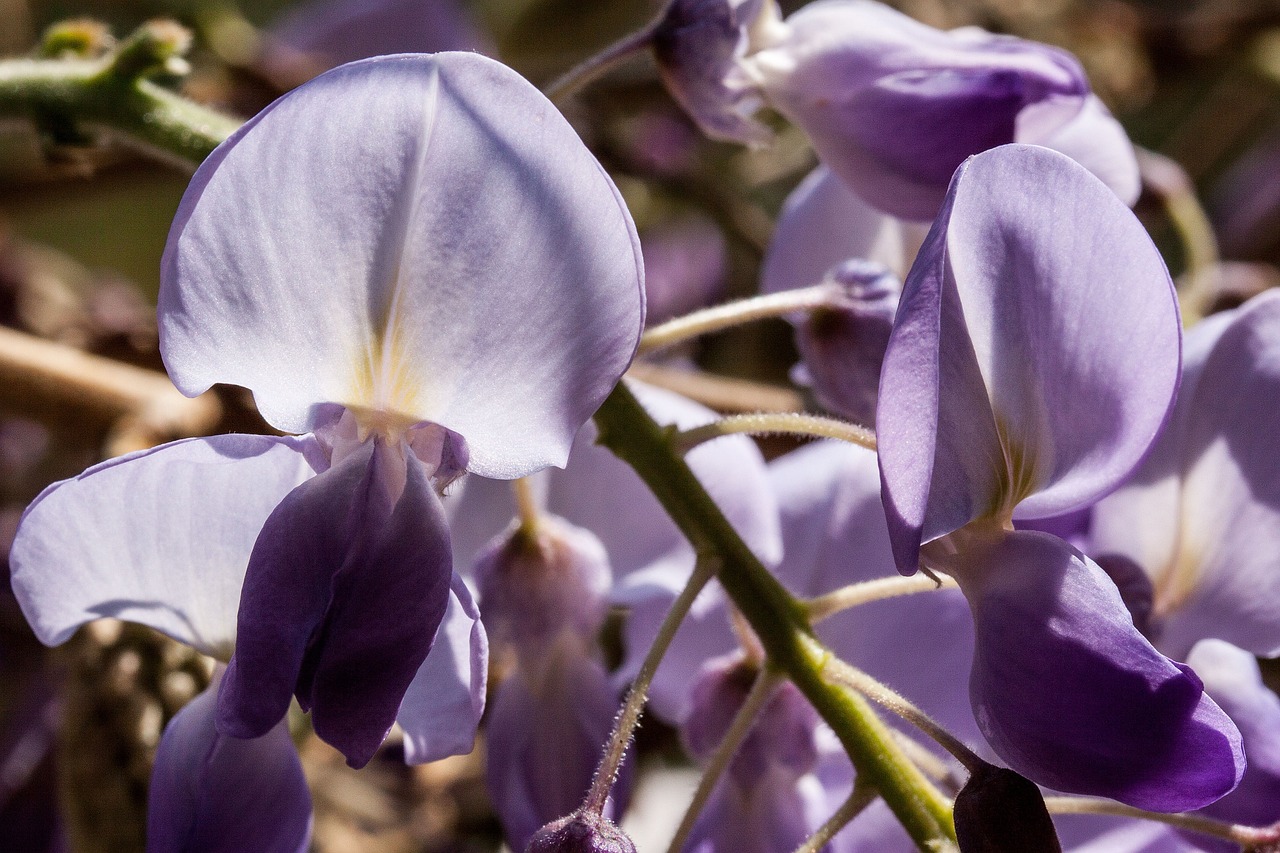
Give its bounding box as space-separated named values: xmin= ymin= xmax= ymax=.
xmin=953 ymin=763 xmax=1062 ymax=853
xmin=525 ymin=810 xmax=636 ymax=853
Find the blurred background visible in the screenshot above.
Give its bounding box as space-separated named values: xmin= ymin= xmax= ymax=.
xmin=1 ymin=0 xmax=1279 ymax=850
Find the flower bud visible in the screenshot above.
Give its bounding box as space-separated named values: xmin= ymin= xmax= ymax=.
xmin=953 ymin=763 xmax=1061 ymax=853
xmin=525 ymin=810 xmax=637 ymax=853
xmin=792 ymin=259 xmax=899 ymax=426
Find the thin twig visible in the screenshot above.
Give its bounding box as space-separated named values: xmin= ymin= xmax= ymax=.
xmin=639 ymin=285 xmax=837 ymax=355
xmin=1044 ymin=797 xmax=1280 ymax=847
xmin=675 ymin=412 xmax=876 ymax=454
xmin=543 ymin=22 xmax=659 ymax=103
xmin=793 ymin=780 xmax=879 ymax=853
xmin=626 ymin=363 xmax=804 ymax=413
xmin=807 ymin=575 xmax=959 ymax=624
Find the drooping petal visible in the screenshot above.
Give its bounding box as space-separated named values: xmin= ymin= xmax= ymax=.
xmin=744 ymin=0 xmax=1087 ymax=220
xmin=10 ymin=435 xmax=319 ymax=657
xmin=760 ymin=166 xmax=907 ymax=298
xmin=219 ymin=443 xmax=453 ymax=767
xmin=1036 ymin=94 xmax=1140 ymax=207
xmin=1094 ymin=292 xmax=1280 ymax=659
xmin=878 ymin=144 xmax=1179 ymax=570
xmin=486 ymin=643 xmax=627 ymax=852
xmin=652 ymin=0 xmax=778 ymax=145
xmin=147 ymin=674 xmax=312 ymax=853
xmin=397 ymin=575 xmax=487 ymax=765
xmin=161 ymin=53 xmax=644 ymax=478
xmin=946 ymin=529 xmax=1242 ymax=811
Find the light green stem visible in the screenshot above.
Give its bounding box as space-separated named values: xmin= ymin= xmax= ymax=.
xmin=675 ymin=412 xmax=876 ymax=454
xmin=807 ymin=575 xmax=958 ymax=624
xmin=794 ymin=781 xmax=879 ymax=853
xmin=593 ymin=381 xmax=957 ymax=852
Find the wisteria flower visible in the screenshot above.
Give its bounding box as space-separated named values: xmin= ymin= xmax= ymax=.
xmin=876 ymin=143 xmax=1242 ymax=809
xmin=10 ymin=52 xmax=645 ymax=768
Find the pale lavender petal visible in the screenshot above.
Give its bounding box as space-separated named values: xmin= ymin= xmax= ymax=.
xmin=950 ymin=529 xmax=1242 ymax=811
xmin=10 ymin=435 xmax=319 ymax=657
xmin=746 ymin=0 xmax=1087 ymax=220
xmin=486 ymin=650 xmax=626 ymax=852
xmin=397 ymin=575 xmax=487 ymax=765
xmin=219 ymin=444 xmax=453 ymax=767
xmin=769 ymin=441 xmax=979 ymax=743
xmin=760 ymin=166 xmax=906 ymax=297
xmin=1056 ymin=819 xmax=1195 ymax=853
xmin=1096 ymin=293 xmax=1280 ymax=659
xmin=1036 ymin=94 xmax=1140 ymax=206
xmin=1186 ymin=640 xmax=1280 ymax=833
xmin=653 ymin=0 xmax=774 ymax=145
xmin=148 ymin=676 xmax=311 ymax=853
xmin=879 ymin=145 xmax=1179 ymax=569
xmin=161 ymin=54 xmax=644 ymax=478
xmin=684 ymin=771 xmax=829 ymax=853
xmin=266 ymin=0 xmax=490 ymax=74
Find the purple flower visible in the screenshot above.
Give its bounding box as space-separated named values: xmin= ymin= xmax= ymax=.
xmin=876 ymin=144 xmax=1241 ymax=809
xmin=147 ymin=669 xmax=312 ymax=853
xmin=11 ymin=53 xmax=644 ymax=768
xmin=737 ymin=0 xmax=1138 ymax=220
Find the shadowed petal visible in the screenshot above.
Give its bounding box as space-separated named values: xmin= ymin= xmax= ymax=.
xmin=745 ymin=0 xmax=1086 ymax=220
xmin=949 ymin=530 xmax=1242 ymax=811
xmin=219 ymin=443 xmax=453 ymax=767
xmin=10 ymin=435 xmax=319 ymax=657
xmin=486 ymin=645 xmax=627 ymax=852
xmin=1037 ymin=95 xmax=1140 ymax=206
xmin=1095 ymin=292 xmax=1280 ymax=659
xmin=879 ymin=145 xmax=1179 ymax=570
xmin=148 ymin=675 xmax=311 ymax=853
xmin=397 ymin=575 xmax=487 ymax=765
xmin=761 ymin=166 xmax=906 ymax=298
xmin=161 ymin=53 xmax=644 ymax=478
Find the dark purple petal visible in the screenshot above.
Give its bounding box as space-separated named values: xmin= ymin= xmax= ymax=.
xmin=952 ymin=764 xmax=1061 ymax=853
xmin=945 ymin=529 xmax=1243 ymax=811
xmin=148 ymin=678 xmax=311 ymax=853
xmin=746 ymin=0 xmax=1087 ymax=220
xmin=653 ymin=0 xmax=774 ymax=145
xmin=879 ymin=145 xmax=1179 ymax=571
xmin=486 ymin=652 xmax=626 ymax=852
xmin=219 ymin=442 xmax=453 ymax=767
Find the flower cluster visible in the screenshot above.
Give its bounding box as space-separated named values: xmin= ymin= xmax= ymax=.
xmin=4 ymin=2 xmax=1280 ymax=853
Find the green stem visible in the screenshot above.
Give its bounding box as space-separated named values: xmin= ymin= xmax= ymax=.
xmin=593 ymin=381 xmax=957 ymax=852
xmin=675 ymin=412 xmax=876 ymax=454
xmin=0 ymin=54 xmax=239 ymax=168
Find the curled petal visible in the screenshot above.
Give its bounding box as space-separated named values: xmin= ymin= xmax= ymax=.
xmin=219 ymin=444 xmax=453 ymax=767
xmin=745 ymin=0 xmax=1087 ymax=220
xmin=1094 ymin=292 xmax=1280 ymax=658
xmin=879 ymin=145 xmax=1179 ymax=571
xmin=761 ymin=166 xmax=907 ymax=298
xmin=10 ymin=435 xmax=318 ymax=657
xmin=147 ymin=675 xmax=311 ymax=853
xmin=1036 ymin=94 xmax=1140 ymax=206
xmin=397 ymin=575 xmax=487 ymax=765
xmin=653 ymin=0 xmax=777 ymax=145
xmin=485 ymin=644 xmax=627 ymax=852
xmin=161 ymin=53 xmax=644 ymax=478
xmin=950 ymin=530 xmax=1242 ymax=811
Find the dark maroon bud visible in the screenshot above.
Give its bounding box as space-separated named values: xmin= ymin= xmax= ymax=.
xmin=525 ymin=810 xmax=637 ymax=853
xmin=953 ymin=763 xmax=1062 ymax=853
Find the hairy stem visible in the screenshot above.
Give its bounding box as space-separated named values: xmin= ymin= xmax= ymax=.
xmin=593 ymin=381 xmax=957 ymax=851
xmin=1044 ymin=797 xmax=1280 ymax=847
xmin=794 ymin=781 xmax=880 ymax=853
xmin=807 ymin=575 xmax=958 ymax=624
xmin=639 ymin=284 xmax=838 ymax=355
xmin=675 ymin=412 xmax=876 ymax=454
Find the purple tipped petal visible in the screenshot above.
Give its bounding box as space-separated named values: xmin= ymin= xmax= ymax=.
xmin=761 ymin=166 xmax=907 ymax=297
xmin=947 ymin=529 xmax=1242 ymax=811
xmin=10 ymin=435 xmax=319 ymax=656
xmin=746 ymin=0 xmax=1087 ymax=220
xmin=1095 ymin=292 xmax=1280 ymax=659
xmin=397 ymin=576 xmax=487 ymax=765
xmin=879 ymin=145 xmax=1179 ymax=570
xmin=162 ymin=53 xmax=643 ymax=478
xmin=219 ymin=443 xmax=453 ymax=767
xmin=653 ymin=0 xmax=776 ymax=145
xmin=148 ymin=677 xmax=311 ymax=853
xmin=486 ymin=651 xmax=626 ymax=852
